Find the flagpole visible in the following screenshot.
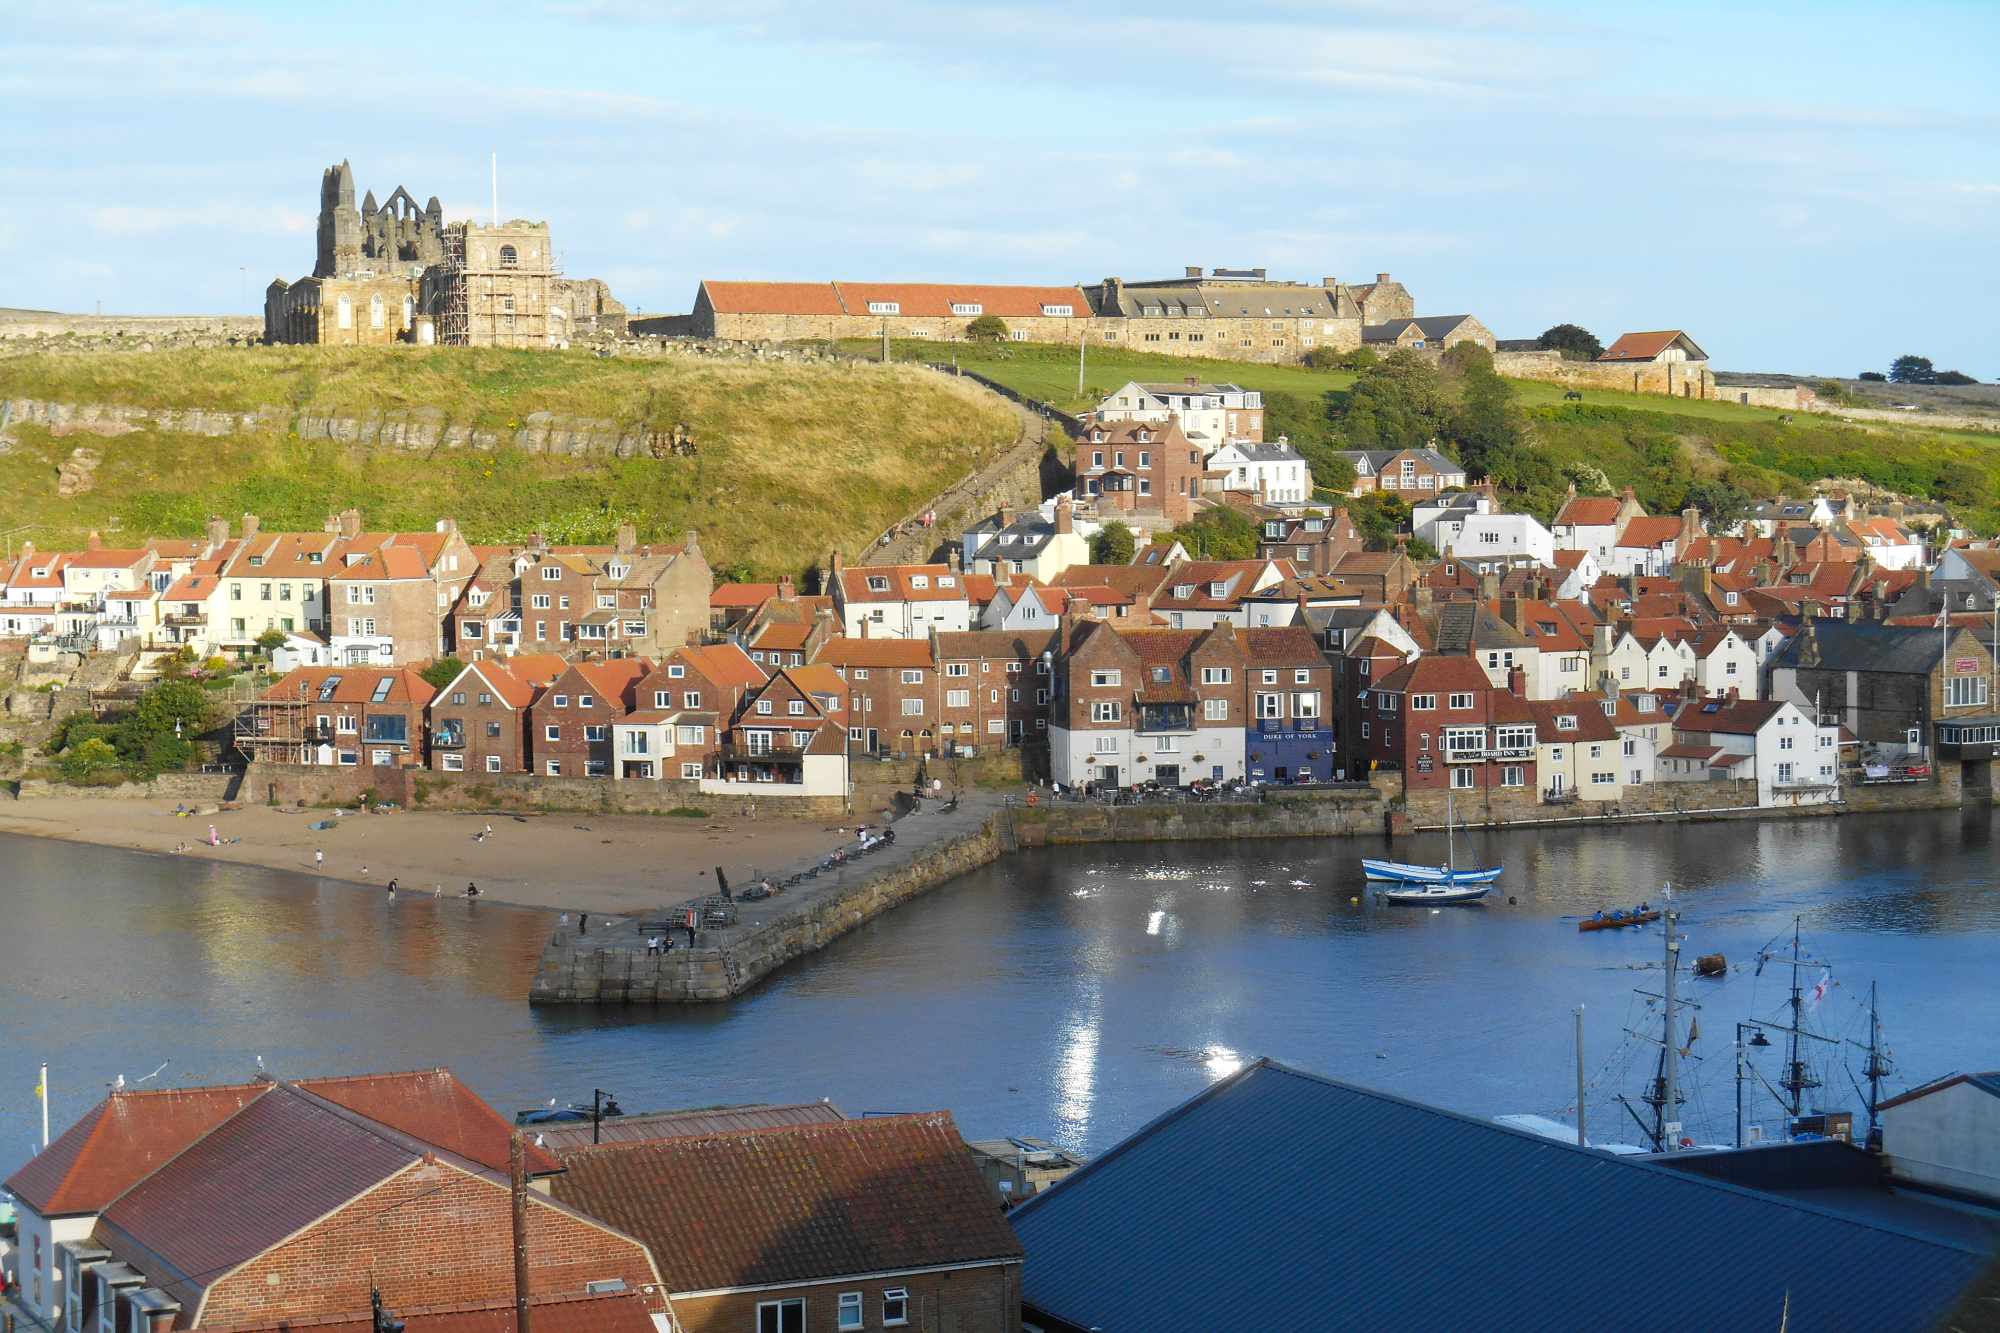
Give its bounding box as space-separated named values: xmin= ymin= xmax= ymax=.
xmin=40 ymin=1060 xmax=50 ymax=1148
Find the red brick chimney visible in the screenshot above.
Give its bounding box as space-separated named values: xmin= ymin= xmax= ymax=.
xmin=1054 ymin=498 xmax=1074 ymax=535
xmin=778 ymin=574 xmax=796 ymax=601
xmin=1507 ymin=665 xmax=1526 ymax=696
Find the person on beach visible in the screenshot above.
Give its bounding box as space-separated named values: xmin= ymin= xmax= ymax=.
xmin=387 ymin=878 xmax=398 ymax=898
xmin=466 ymin=882 xmax=481 ymax=899
xmin=314 ymin=847 xmax=323 ymax=870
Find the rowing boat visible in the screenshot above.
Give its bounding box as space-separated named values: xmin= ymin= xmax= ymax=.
xmin=1578 ymin=910 xmax=1661 ymax=932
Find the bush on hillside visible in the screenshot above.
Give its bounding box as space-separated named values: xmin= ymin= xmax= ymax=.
xmin=967 ymin=315 xmax=1010 ymax=342
xmin=1090 ymin=520 xmax=1136 ymax=564
xmin=1537 ymin=324 xmax=1604 ymax=361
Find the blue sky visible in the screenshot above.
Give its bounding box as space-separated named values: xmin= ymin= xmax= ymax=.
xmin=4 ymin=0 xmax=1996 ymax=375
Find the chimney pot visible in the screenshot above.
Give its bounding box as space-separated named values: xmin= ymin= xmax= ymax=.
xmin=1376 ymin=272 xmax=1390 ymax=283
xmin=242 ymin=513 xmax=262 ymax=541
xmin=1185 ymin=265 xmax=1203 ymax=278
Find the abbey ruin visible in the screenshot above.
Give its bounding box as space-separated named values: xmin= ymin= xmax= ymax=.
xmin=265 ymin=161 xmax=624 ymax=348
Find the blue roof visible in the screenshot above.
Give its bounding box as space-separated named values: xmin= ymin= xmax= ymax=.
xmin=1010 ymin=1060 xmax=1994 ymax=1333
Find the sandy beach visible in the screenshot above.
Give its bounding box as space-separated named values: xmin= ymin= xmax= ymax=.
xmin=0 ymin=796 xmax=868 ymax=915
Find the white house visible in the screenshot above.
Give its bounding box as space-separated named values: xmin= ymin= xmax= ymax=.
xmin=1844 ymin=516 xmax=1927 ymax=571
xmin=981 ymin=582 xmax=1066 ymax=632
xmin=612 ymin=710 xmax=716 ymax=782
xmin=1551 ymin=488 xmax=1644 ymax=567
xmin=1093 ymin=380 xmax=1262 ymax=449
xmin=961 ymin=499 xmax=1094 ymax=582
xmin=1668 ymin=696 xmax=1841 ymax=806
xmin=1607 ymin=515 xmax=1688 ymax=577
xmin=1208 ymin=440 xmax=1311 ymax=505
xmin=1412 ymin=489 xmax=1492 ymax=548
xmin=1599 ymin=627 xmax=1698 ymax=694
xmin=1693 ymin=627 xmax=1761 ymax=700
xmin=1605 ymin=689 xmax=1674 ymax=787
xmin=1879 ymin=1071 xmax=2000 ymax=1203
xmin=1528 ymin=697 xmax=1626 ymax=803
xmin=1434 ymin=512 xmax=1556 ymax=566
xmin=834 ymin=560 xmax=973 ymax=640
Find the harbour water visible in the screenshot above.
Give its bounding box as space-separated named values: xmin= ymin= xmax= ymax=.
xmin=3 ymin=806 xmax=1996 ymax=1171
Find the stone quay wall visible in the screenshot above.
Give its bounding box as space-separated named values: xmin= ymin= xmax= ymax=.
xmin=247 ymin=761 xmax=844 ymax=820
xmin=531 ymin=815 xmax=1009 ymax=1004
xmin=8 ymin=770 xmax=242 ymax=802
xmin=1010 ymin=785 xmax=1390 ymax=847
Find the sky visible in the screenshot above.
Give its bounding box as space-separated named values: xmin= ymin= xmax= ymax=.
xmin=4 ymin=0 xmax=1997 ymax=376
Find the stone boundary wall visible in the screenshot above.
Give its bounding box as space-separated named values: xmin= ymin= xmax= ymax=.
xmin=245 ymin=762 xmax=844 ymax=819
xmin=0 ymin=312 xmax=262 ymax=343
xmin=8 ymin=770 xmax=241 ymax=801
xmin=1011 ymin=786 xmax=1390 ymax=846
xmin=1493 ymin=350 xmax=1721 ymax=403
xmin=531 ymin=816 xmax=1007 ymax=1003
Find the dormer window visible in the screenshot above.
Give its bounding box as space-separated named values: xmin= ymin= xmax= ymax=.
xmin=1556 ymin=715 xmax=1578 ymax=731
xmin=910 ymin=574 xmax=930 ymax=589
xmin=867 ymin=576 xmax=891 ymax=593
xmin=1175 ymin=584 xmax=1195 ymax=599
xmin=938 ymin=575 xmax=956 ymax=588
xmin=1209 ymin=582 xmax=1228 ymax=597
xmin=668 ymin=664 xmax=685 ymax=678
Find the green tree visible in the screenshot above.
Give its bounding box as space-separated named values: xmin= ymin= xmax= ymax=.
xmin=1562 ymin=461 xmax=1613 ymax=495
xmin=1303 ymin=449 xmax=1357 ymax=496
xmin=1857 ymin=371 xmax=1887 ymax=382
xmin=1347 ymin=493 xmax=1411 ymax=549
xmin=966 ymin=315 xmax=1010 ymax=342
xmin=135 ymin=678 xmax=214 ymax=740
xmin=1934 ymin=461 xmax=1989 ymax=508
xmin=421 ymin=656 xmax=467 ymax=690
xmin=1446 ymin=355 xmax=1525 ymax=478
xmin=1170 ymin=508 xmax=1258 ymax=559
xmin=1935 ymin=370 xmax=1979 ymax=386
xmin=1338 ymin=350 xmax=1449 ymax=451
xmin=1303 ymin=346 xmax=1378 ymax=373
xmin=1090 ymin=520 xmax=1136 ymax=565
xmin=1439 ymin=341 xmax=1496 ymax=379
xmin=1889 ymin=355 xmax=1937 ymax=385
xmin=1682 ymin=478 xmax=1753 ymax=530
xmin=254 ymin=627 xmax=288 ymax=652
xmin=60 ymin=737 xmax=121 ymax=784
xmin=1537 ymin=324 xmax=1604 ymax=361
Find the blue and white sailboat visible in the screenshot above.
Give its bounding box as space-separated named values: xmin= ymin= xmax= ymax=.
xmin=1366 ymin=789 xmax=1500 ymax=901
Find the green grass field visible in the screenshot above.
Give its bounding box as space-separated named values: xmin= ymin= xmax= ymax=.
xmin=834 ymin=338 xmax=2000 ymax=531
xmin=0 ymin=346 xmax=1018 ymax=574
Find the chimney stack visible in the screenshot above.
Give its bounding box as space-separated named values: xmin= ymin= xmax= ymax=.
xmin=242 ymin=513 xmax=263 ymax=542
xmin=778 ymin=574 xmax=796 ymax=601
xmin=999 ymin=505 xmax=1015 ymax=529
xmin=85 ymin=529 xmax=103 ymax=551
xmin=338 ymin=508 xmax=359 ymax=540
xmin=1376 ymin=272 xmax=1391 ymax=283
xmin=1185 ymin=265 xmax=1203 ymax=278
xmin=615 ymin=521 xmax=637 ymax=553
xmin=948 ymin=546 xmax=962 ymax=573
xmin=1508 ymin=664 xmax=1526 ymax=696
xmin=1054 ymin=498 xmax=1074 ymax=535
xmin=206 ymin=516 xmax=228 ymax=549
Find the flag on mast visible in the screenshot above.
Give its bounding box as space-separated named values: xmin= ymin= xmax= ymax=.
xmin=1809 ymin=969 xmax=1831 ymax=1009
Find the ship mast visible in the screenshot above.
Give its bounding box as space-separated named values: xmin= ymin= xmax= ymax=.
xmin=1859 ymin=979 xmax=1894 ymax=1140
xmin=1619 ymin=906 xmax=1693 ymax=1152
xmin=1779 ymin=916 xmax=1821 ymax=1119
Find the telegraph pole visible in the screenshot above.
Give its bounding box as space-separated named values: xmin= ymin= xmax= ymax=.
xmin=1076 ymin=331 xmax=1086 ymax=399
xmin=1574 ymin=1005 xmax=1587 ymax=1147
xmin=510 ymin=1131 xmax=533 ymax=1333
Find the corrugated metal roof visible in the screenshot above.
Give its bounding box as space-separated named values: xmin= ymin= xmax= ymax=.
xmin=1011 ymin=1060 xmax=1991 ymax=1333
xmin=532 ymin=1101 xmax=845 ymax=1153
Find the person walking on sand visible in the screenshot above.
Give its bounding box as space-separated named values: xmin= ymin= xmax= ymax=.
xmin=314 ymin=847 xmax=323 ymax=871
xmin=387 ymin=878 xmax=398 ymax=898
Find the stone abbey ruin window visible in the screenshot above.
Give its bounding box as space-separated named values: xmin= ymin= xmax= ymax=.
xmin=499 ymin=244 xmax=519 ymax=267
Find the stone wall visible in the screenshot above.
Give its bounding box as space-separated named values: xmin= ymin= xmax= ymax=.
xmin=9 ymin=770 xmax=241 ymax=801
xmin=0 ymin=311 xmax=262 ymax=344
xmin=1010 ymin=785 xmax=1391 ymax=846
xmin=1494 ymin=350 xmax=1719 ymax=401
xmin=531 ymin=816 xmax=1007 ymax=1003
xmin=247 ymin=762 xmax=845 ymax=819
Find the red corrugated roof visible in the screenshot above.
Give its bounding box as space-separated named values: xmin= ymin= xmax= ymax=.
xmin=549 ymin=1112 xmax=1022 ymax=1294
xmin=4 ymin=1083 xmax=266 ymax=1215
xmin=298 ymin=1068 xmax=560 ymax=1176
xmin=1598 ymin=330 xmax=1705 ymax=362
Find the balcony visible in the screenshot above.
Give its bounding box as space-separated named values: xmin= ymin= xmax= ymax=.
xmin=1137 ymin=704 xmax=1195 ymax=734
xmin=431 ymin=722 xmax=466 ymax=750
xmin=1488 ymin=743 xmax=1534 ymax=759
xmin=719 ymin=741 xmax=805 ymax=765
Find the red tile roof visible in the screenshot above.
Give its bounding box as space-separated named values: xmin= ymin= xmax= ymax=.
xmin=834 ymin=281 xmax=1090 ymax=319
xmin=263 ymin=666 xmax=438 ymax=708
xmin=1617 ymin=516 xmax=1685 ymax=548
xmin=1373 ymin=654 xmax=1494 ymax=695
xmin=65 ymin=547 xmax=151 ymax=570
xmin=1555 ymin=495 xmax=1625 ymax=527
xmin=1598 ymin=330 xmax=1705 ymax=362
xmin=1526 ymin=697 xmax=1618 ymax=743
xmin=1675 ymin=698 xmax=1787 ymax=734
xmin=548 ymin=1112 xmax=1022 ymax=1294
xmin=702 ymin=280 xmax=845 ymax=316
xmin=711 ymin=581 xmax=781 ymax=609
xmin=4 ymin=1083 xmax=266 ymax=1215
xmin=814 ymin=637 xmax=935 ymax=668
xmin=676 ymin=643 xmax=768 ymax=690
xmin=571 ymin=658 xmax=654 ymax=708
xmin=841 ymin=563 xmax=971 ymax=603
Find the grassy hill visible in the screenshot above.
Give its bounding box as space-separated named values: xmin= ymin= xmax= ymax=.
xmin=839 ymin=340 xmax=2000 ymax=532
xmin=0 ymin=346 xmax=1018 ymax=575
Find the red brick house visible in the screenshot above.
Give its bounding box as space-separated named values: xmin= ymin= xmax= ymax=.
xmin=1074 ymin=418 xmax=1206 ymax=524
xmin=426 ymin=657 xmax=540 ymax=775
xmin=812 ymin=637 xmax=939 ymax=756
xmin=245 ymin=666 xmax=436 ymax=769
xmin=1360 ymin=654 xmax=1537 ymax=793
xmin=550 ymin=1112 xmax=1024 ymax=1333
xmin=1256 ymin=509 xmax=1365 ymax=576
xmin=3 ymin=1069 xmax=664 ymax=1332
xmin=528 ymin=658 xmax=652 ymax=777
xmin=934 ymin=629 xmax=1059 ymax=749
xmin=719 ymin=665 xmax=851 ymax=792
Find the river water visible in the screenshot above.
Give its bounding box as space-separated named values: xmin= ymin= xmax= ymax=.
xmin=3 ymin=808 xmax=1996 ymax=1172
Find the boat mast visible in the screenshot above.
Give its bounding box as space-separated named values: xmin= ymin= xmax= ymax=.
xmin=1862 ymin=979 xmax=1893 ymax=1138
xmin=1626 ymin=908 xmax=1686 ymax=1152
xmin=1779 ymin=915 xmax=1820 ymax=1120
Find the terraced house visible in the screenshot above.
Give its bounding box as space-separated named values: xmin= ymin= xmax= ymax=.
xmin=528 ymin=658 xmax=651 ymax=777
xmin=934 ymin=629 xmax=1059 ymax=751
xmin=832 ymin=555 xmax=974 ymax=640
xmin=813 ymin=637 xmax=938 ymax=757
xmin=245 ymin=666 xmax=436 ymax=769
xmin=1051 ymin=621 xmax=1248 ymax=788
xmin=327 ymin=520 xmax=476 ymax=665
xmin=425 ymin=654 xmax=565 ymax=775
xmin=1241 ymin=627 xmax=1335 ymax=783
xmin=1360 ymin=654 xmax=1538 ymax=794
